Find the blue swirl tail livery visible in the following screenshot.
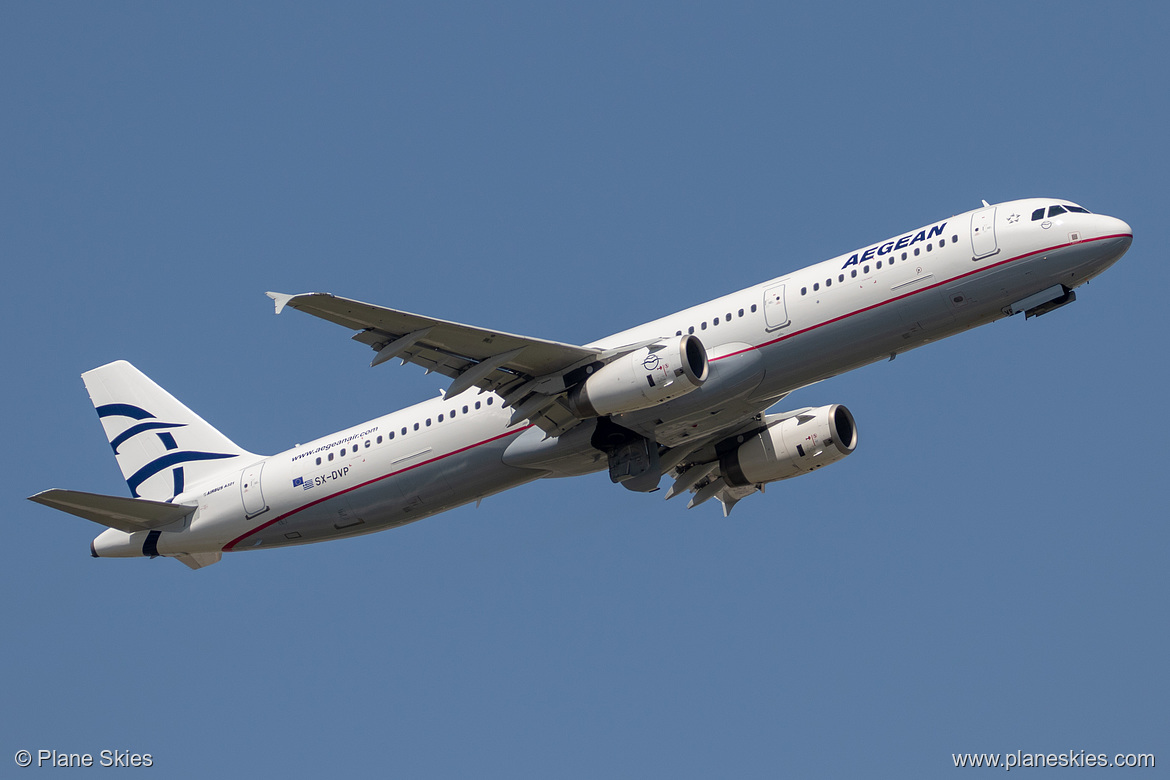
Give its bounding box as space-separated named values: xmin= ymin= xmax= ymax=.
xmin=82 ymin=361 xmax=255 ymax=502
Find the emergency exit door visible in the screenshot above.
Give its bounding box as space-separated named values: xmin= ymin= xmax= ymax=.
xmin=763 ymin=284 xmax=790 ymax=330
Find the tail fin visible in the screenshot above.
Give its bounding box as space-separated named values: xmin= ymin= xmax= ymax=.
xmin=82 ymin=360 xmax=257 ymax=501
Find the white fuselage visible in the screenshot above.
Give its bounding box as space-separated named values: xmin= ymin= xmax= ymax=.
xmin=93 ymin=198 xmax=1132 ymax=559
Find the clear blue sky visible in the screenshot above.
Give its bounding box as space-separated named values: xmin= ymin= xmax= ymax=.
xmin=3 ymin=3 xmax=1166 ymax=777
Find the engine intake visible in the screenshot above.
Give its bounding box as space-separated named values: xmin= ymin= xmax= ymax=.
xmin=720 ymin=404 xmax=857 ymax=487
xmin=567 ymin=335 xmax=708 ymax=418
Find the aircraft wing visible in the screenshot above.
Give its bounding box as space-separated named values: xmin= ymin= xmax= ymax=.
xmin=268 ymin=292 xmax=621 ymax=435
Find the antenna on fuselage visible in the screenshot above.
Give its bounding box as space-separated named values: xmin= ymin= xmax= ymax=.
xmin=981 ymin=199 xmax=990 ymax=207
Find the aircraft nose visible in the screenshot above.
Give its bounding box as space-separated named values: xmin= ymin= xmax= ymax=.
xmin=1086 ymin=215 xmax=1133 ymax=273
xmin=1101 ymin=215 xmax=1132 ymax=241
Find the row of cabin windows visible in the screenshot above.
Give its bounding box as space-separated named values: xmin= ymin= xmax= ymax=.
xmin=674 ymin=304 xmax=759 ymax=336
xmin=313 ymin=396 xmax=495 ymax=465
xmin=800 ymin=235 xmax=960 ymax=296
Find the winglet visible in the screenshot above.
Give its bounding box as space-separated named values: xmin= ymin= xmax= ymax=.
xmin=266 ymin=291 xmax=298 ymax=315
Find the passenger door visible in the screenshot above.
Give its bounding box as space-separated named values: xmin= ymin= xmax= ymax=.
xmin=240 ymin=462 xmax=268 ymax=519
xmin=970 ymin=206 xmax=999 ymax=259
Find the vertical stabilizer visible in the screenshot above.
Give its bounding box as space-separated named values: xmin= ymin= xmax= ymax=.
xmin=82 ymin=361 xmax=257 ymax=501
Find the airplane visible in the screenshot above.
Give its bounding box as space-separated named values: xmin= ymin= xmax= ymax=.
xmin=29 ymin=198 xmax=1132 ymax=569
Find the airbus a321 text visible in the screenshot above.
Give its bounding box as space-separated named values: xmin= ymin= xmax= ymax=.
xmin=31 ymin=198 xmax=1132 ymax=569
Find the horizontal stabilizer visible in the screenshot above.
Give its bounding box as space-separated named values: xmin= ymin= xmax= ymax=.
xmin=29 ymin=489 xmax=194 ymax=534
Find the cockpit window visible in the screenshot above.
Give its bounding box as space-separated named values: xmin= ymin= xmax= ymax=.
xmin=1034 ymin=204 xmax=1090 ymax=221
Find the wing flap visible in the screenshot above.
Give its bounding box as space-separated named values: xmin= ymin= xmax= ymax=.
xmin=29 ymin=489 xmax=195 ymax=534
xmin=270 ymin=292 xmax=601 ymax=377
xmin=269 ymin=291 xmax=607 ymax=432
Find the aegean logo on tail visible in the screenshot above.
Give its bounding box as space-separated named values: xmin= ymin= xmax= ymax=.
xmin=96 ymin=403 xmax=238 ymax=498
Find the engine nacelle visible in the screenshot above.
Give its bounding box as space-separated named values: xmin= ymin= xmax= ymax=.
xmin=567 ymin=335 xmax=709 ymax=418
xmin=720 ymin=404 xmax=857 ymax=487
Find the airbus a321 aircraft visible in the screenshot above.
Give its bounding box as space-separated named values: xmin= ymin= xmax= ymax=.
xmin=31 ymin=198 xmax=1132 ymax=569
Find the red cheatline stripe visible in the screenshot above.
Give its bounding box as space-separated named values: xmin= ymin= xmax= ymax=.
xmin=223 ymin=425 xmax=533 ymax=551
xmin=225 ymin=232 xmax=1131 ymax=549
xmin=711 ymin=233 xmax=1130 ymax=362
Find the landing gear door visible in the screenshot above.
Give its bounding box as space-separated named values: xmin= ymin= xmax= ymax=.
xmin=763 ymin=284 xmax=790 ymax=331
xmin=971 ymin=206 xmax=999 ymax=260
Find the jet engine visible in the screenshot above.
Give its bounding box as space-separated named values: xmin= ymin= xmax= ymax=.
xmin=720 ymin=404 xmax=857 ymax=487
xmin=567 ymin=335 xmax=709 ymax=418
